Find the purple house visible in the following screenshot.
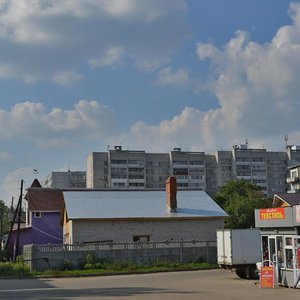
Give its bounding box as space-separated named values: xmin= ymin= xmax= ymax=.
xmin=8 ymin=180 xmax=63 ymax=257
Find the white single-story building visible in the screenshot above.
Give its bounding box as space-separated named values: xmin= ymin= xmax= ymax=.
xmin=62 ymin=177 xmax=227 ymax=244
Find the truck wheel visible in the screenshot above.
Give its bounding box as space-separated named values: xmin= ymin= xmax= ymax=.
xmin=248 ymin=265 xmax=259 ymax=280
xmin=235 ymin=267 xmax=247 ymax=279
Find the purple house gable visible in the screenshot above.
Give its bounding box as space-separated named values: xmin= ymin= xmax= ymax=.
xmin=8 ymin=184 xmax=64 ymax=257
xmin=9 ymin=212 xmax=63 ymax=255
xmin=29 ymin=211 xmax=62 ymax=244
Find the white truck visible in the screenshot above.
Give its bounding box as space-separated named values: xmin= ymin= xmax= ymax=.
xmin=217 ymin=228 xmax=261 ymax=279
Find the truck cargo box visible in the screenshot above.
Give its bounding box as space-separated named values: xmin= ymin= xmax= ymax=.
xmin=217 ymin=228 xmax=261 ymax=266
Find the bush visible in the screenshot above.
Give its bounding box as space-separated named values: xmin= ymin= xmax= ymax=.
xmin=83 ymin=253 xmax=96 ymax=269
xmin=60 ymin=260 xmax=73 ymax=271
xmin=0 ymin=261 xmax=31 ymax=277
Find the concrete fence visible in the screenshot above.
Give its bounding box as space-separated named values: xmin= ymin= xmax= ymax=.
xmin=23 ymin=240 xmax=217 ymax=272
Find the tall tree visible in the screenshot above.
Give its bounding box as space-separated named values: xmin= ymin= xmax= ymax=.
xmin=0 ymin=200 xmax=10 ymax=253
xmin=214 ymin=180 xmax=272 ymax=229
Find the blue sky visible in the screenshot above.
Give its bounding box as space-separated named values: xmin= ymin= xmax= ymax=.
xmin=0 ymin=0 xmax=299 ymax=204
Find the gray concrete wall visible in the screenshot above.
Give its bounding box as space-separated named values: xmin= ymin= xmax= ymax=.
xmin=23 ymin=241 xmax=217 ymax=272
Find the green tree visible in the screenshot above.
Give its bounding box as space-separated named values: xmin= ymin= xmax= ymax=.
xmin=0 ymin=200 xmax=10 ymax=234
xmin=214 ymin=180 xmax=272 ymax=229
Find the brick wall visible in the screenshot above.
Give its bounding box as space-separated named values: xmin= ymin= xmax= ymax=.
xmin=72 ymin=218 xmax=224 ymax=244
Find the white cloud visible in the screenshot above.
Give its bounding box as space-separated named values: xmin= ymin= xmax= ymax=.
xmin=0 ymin=151 xmax=10 ymax=159
xmin=0 ymin=0 xmax=189 ymax=82
xmin=157 ymin=67 xmax=189 ymax=87
xmin=0 ymin=100 xmax=117 ymax=147
xmin=89 ymin=47 xmax=125 ymax=68
xmin=114 ymin=3 xmax=300 ymax=152
xmin=3 ymin=167 xmax=36 ymax=205
xmin=52 ymin=70 xmax=82 ymax=85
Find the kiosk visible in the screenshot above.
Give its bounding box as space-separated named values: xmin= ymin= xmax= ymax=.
xmin=255 ymin=197 xmax=300 ymax=288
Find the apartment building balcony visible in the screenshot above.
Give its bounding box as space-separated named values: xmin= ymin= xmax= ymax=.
xmin=128 ymin=179 xmax=145 ymax=183
xmin=236 ymin=175 xmax=252 ymax=180
xmin=128 ymin=163 xmax=144 ymax=168
xmin=287 ymin=177 xmax=300 ymax=183
xmin=111 ymin=178 xmax=127 ymax=183
xmin=252 ymin=175 xmax=267 ymax=179
xmin=175 ymin=176 xmax=189 ymax=183
xmin=111 ymin=163 xmax=128 ymax=168
xmin=172 ymin=164 xmax=189 ymax=169
xmin=189 ymin=164 xmax=205 ymax=168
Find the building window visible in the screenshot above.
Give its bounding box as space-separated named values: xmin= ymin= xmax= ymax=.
xmin=34 ymin=212 xmax=42 ymax=218
xmin=133 ymin=235 xmax=150 ymax=242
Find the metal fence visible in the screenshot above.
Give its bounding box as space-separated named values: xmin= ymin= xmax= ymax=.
xmin=23 ymin=240 xmax=217 ymax=272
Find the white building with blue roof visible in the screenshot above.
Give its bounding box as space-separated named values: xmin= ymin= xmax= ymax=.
xmin=62 ymin=177 xmax=227 ymax=244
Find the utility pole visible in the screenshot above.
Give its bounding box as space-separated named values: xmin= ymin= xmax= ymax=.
xmin=15 ymin=180 xmax=24 ymax=261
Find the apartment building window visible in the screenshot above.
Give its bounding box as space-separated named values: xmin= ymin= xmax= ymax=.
xmin=222 ymin=166 xmax=232 ymax=171
xmin=128 ymin=160 xmax=144 ymax=165
xmin=111 ymin=159 xmax=127 ymax=164
xmin=34 ymin=212 xmax=42 ymax=218
xmin=252 ymin=158 xmax=264 ymax=162
xmin=129 ymin=175 xmax=144 ymax=179
xmin=189 ymin=160 xmax=203 ymax=165
xmin=133 ymin=235 xmax=150 ymax=242
xmin=128 ymin=167 xmax=144 ymax=172
xmin=173 ymin=168 xmax=188 ymax=175
xmin=111 ymin=167 xmax=127 ymax=172
xmin=173 ymin=160 xmax=188 ymax=165
xmin=189 ymin=168 xmax=204 ymax=173
xmin=113 ymin=182 xmax=126 ymax=187
xmin=129 ymin=183 xmax=144 ymax=187
xmin=111 ymin=174 xmax=127 ymax=179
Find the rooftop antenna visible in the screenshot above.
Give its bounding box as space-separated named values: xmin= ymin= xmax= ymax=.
xmin=285 ymin=135 xmax=288 ymax=147
xmin=33 ymin=169 xmax=39 ymax=177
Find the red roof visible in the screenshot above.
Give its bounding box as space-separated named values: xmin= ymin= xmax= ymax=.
xmin=26 ymin=188 xmax=63 ymax=211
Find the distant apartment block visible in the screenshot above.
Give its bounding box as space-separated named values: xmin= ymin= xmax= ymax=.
xmin=86 ymin=146 xmax=206 ymax=190
xmin=43 ymin=171 xmax=86 ymax=189
xmin=52 ymin=144 xmax=300 ymax=197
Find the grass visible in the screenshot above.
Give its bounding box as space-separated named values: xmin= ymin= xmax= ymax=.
xmin=0 ymin=261 xmax=32 ymax=278
xmin=38 ymin=261 xmax=217 ymax=277
xmin=0 ymin=259 xmax=218 ymax=278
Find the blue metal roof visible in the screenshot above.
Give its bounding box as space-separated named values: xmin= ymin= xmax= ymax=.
xmin=63 ymin=190 xmax=227 ymax=220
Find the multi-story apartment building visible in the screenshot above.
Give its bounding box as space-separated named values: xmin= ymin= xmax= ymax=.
xmin=232 ymin=144 xmax=268 ymax=193
xmin=43 ymin=171 xmax=86 ymax=189
xmin=51 ymin=143 xmax=300 ymax=197
xmin=170 ymin=148 xmax=206 ymax=190
xmin=86 ymin=152 xmax=109 ymax=188
xmin=145 ymin=153 xmax=170 ymax=189
xmin=205 ymin=145 xmax=289 ymax=196
xmin=86 ymin=147 xmax=206 ymax=190
xmin=267 ymin=151 xmax=287 ymax=195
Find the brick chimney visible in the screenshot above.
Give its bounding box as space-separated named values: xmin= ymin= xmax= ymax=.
xmin=166 ymin=176 xmax=177 ymax=212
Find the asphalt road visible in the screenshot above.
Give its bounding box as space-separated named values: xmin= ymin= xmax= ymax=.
xmin=0 ymin=269 xmax=299 ymax=300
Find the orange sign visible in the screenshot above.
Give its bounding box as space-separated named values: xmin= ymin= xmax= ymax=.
xmin=260 ymin=266 xmax=274 ymax=288
xmin=259 ymin=208 xmax=285 ymax=220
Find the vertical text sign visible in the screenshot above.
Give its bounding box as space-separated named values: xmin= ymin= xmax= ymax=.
xmin=260 ymin=266 xmax=274 ymax=288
